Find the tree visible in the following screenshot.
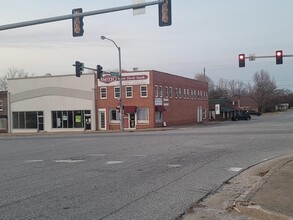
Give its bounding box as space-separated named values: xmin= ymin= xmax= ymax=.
xmin=194 ymin=73 xmax=215 ymax=92
xmin=227 ymin=79 xmax=248 ymax=98
xmin=0 ymin=67 xmax=32 ymax=91
xmin=251 ymin=70 xmax=277 ymax=112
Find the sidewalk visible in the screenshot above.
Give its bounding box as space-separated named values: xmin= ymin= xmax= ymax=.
xmin=181 ymin=154 xmax=293 ymax=220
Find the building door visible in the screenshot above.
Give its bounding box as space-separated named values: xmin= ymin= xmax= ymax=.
xmin=85 ymin=114 xmax=91 ymax=130
xmin=98 ymin=110 xmax=106 ymax=130
xmin=197 ymin=106 xmax=203 ymax=123
xmin=37 ymin=112 xmax=44 ymax=131
xmin=129 ymin=113 xmax=136 ymax=128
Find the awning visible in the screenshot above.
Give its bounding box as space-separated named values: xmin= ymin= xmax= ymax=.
xmin=155 ymin=106 xmax=166 ymax=112
xmin=123 ymin=106 xmax=137 ymax=114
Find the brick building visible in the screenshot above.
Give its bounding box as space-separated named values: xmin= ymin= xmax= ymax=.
xmin=0 ymin=91 xmax=8 ymax=133
xmin=97 ymin=70 xmax=209 ymax=130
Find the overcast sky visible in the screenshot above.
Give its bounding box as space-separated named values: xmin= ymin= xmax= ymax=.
xmin=1 ymin=0 xmax=293 ymax=90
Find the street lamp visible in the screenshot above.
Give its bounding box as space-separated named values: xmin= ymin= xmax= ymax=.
xmin=100 ymin=35 xmax=123 ymax=131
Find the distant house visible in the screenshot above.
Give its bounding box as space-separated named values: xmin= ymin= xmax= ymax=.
xmin=0 ymin=91 xmax=8 ymax=133
xmin=231 ymin=96 xmax=259 ymax=112
xmin=209 ymin=98 xmax=239 ymax=121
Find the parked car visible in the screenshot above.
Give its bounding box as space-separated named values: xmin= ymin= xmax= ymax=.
xmin=248 ymin=110 xmax=262 ymax=116
xmin=232 ymin=112 xmax=251 ymax=121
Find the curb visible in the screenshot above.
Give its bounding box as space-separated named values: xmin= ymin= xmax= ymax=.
xmin=235 ymin=157 xmax=293 ymax=220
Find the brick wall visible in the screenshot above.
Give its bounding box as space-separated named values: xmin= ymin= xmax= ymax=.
xmin=151 ymin=70 xmax=209 ymax=126
xmin=96 ymin=70 xmax=209 ymax=130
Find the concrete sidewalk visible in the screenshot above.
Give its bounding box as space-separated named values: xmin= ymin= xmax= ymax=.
xmin=182 ymin=154 xmax=293 ymax=220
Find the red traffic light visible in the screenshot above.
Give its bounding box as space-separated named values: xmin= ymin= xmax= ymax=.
xmin=238 ymin=54 xmax=245 ymax=67
xmin=276 ymin=50 xmax=283 ymax=64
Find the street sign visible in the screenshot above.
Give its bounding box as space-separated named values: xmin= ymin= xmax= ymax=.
xmin=110 ymin=72 xmax=119 ymax=77
xmin=249 ymin=54 xmax=256 ymax=61
xmin=133 ymin=0 xmax=146 ymax=15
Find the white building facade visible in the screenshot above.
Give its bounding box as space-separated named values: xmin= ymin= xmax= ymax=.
xmin=8 ymin=74 xmax=96 ymax=133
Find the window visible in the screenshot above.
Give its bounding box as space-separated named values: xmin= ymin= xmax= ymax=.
xmin=110 ymin=109 xmax=120 ymax=123
xmin=203 ymin=108 xmax=206 ymax=119
xmin=126 ymin=86 xmax=133 ymax=98
xmin=0 ymin=100 xmax=3 ymax=111
xmin=114 ymin=87 xmax=120 ymax=98
xmin=175 ymin=88 xmax=178 ymax=99
xmin=155 ymin=85 xmax=158 ymax=97
xmin=100 ymin=87 xmax=107 ymax=99
xmin=137 ymin=108 xmax=149 ymax=124
xmin=165 ymin=86 xmax=168 ymax=98
xmin=179 ymin=88 xmax=182 ymax=99
xmin=159 ymin=86 xmax=163 ymax=97
xmin=140 ymin=85 xmax=148 ymax=97
xmin=12 ymin=111 xmax=39 ymax=129
xmin=187 ymin=89 xmax=190 ymax=99
xmin=183 ymin=89 xmax=186 ymax=99
xmin=191 ymin=90 xmax=194 ymax=99
xmin=194 ymin=90 xmax=197 ymax=100
xmin=0 ymin=118 xmax=6 ymax=129
xmin=169 ymin=87 xmax=173 ymax=98
xmin=52 ymin=110 xmax=89 ymax=128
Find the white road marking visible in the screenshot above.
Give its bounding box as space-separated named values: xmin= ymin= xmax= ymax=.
xmin=106 ymin=161 xmax=124 ymax=165
xmin=227 ymin=167 xmax=243 ymax=172
xmin=25 ymin=160 xmax=44 ymax=163
xmin=54 ymin=160 xmax=84 ymax=163
xmin=167 ymin=164 xmax=182 ymax=168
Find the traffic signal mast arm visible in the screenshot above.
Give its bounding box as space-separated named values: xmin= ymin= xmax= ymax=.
xmin=0 ymin=0 xmax=164 ymax=31
xmin=72 ymin=64 xmax=96 ymax=72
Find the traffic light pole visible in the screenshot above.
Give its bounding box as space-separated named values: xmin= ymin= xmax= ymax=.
xmin=0 ymin=0 xmax=164 ymax=31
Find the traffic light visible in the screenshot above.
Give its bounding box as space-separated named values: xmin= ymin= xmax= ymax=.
xmin=239 ymin=54 xmax=245 ymax=67
xmin=159 ymin=0 xmax=172 ymax=27
xmin=97 ymin=65 xmax=103 ymax=79
xmin=72 ymin=8 xmax=84 ymax=37
xmin=276 ymin=50 xmax=283 ymax=65
xmin=75 ymin=61 xmax=84 ymax=77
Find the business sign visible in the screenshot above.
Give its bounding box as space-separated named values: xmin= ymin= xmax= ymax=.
xmin=215 ymin=104 xmax=220 ymax=115
xmin=99 ymin=72 xmax=150 ymax=87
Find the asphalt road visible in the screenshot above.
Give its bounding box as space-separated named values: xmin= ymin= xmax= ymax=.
xmin=0 ymin=111 xmax=292 ymax=220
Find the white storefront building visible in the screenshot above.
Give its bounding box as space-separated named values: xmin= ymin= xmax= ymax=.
xmin=8 ymin=74 xmax=96 ymax=133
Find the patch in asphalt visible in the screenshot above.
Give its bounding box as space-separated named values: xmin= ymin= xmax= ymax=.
xmin=88 ymin=154 xmax=106 ymax=157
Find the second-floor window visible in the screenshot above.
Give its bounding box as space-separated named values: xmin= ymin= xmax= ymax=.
xmin=100 ymin=87 xmax=107 ymax=99
xmin=140 ymin=85 xmax=148 ymax=97
xmin=114 ymin=87 xmax=120 ymax=98
xmin=0 ymin=100 xmax=3 ymax=111
xmin=126 ymin=86 xmax=133 ymax=98
xmin=155 ymin=85 xmax=158 ymax=97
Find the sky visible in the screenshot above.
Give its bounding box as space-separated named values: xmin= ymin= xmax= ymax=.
xmin=1 ymin=0 xmax=293 ymax=91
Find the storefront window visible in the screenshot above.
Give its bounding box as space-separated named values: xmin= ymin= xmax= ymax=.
xmin=137 ymin=108 xmax=149 ymax=124
xmin=52 ymin=110 xmax=89 ymax=128
xmin=12 ymin=111 xmax=39 ymax=129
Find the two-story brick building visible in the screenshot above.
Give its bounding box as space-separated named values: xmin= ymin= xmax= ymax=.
xmin=0 ymin=91 xmax=8 ymax=133
xmin=97 ymin=70 xmax=209 ymax=130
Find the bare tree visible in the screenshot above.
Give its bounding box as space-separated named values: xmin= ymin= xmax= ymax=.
xmin=227 ymin=80 xmax=248 ymax=98
xmin=194 ymin=72 xmax=215 ymax=92
xmin=251 ymin=70 xmax=277 ymax=112
xmin=0 ymin=67 xmax=32 ymax=91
